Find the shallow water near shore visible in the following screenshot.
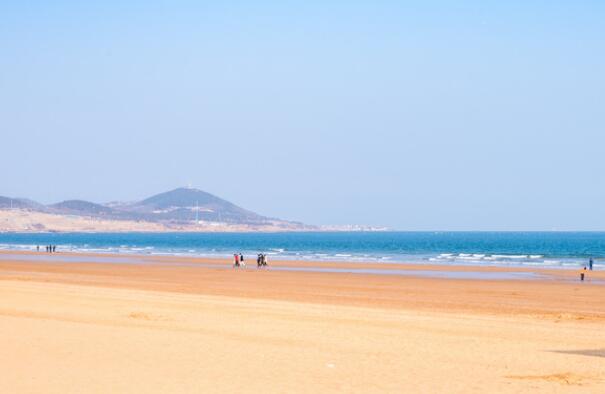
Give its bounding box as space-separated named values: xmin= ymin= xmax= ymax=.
xmin=0 ymin=252 xmax=550 ymax=281
xmin=0 ymin=231 xmax=603 ymax=269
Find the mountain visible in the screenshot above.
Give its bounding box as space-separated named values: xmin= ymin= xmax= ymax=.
xmin=50 ymin=200 xmax=115 ymax=216
xmin=0 ymin=188 xmax=283 ymax=226
xmin=0 ymin=187 xmax=378 ymax=232
xmin=124 ymin=188 xmax=266 ymax=223
xmin=0 ymin=196 xmax=46 ymax=210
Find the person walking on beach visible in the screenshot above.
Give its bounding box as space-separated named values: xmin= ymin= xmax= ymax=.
xmin=239 ymin=253 xmax=245 ymax=267
xmin=52 ymin=245 xmax=56 ymax=253
xmin=589 ymin=258 xmax=594 ymax=271
xmin=580 ymin=266 xmax=587 ymax=281
xmin=36 ymin=245 xmax=39 ymax=252
xmin=262 ymin=254 xmax=268 ymax=267
xmin=234 ymin=253 xmax=240 ymax=268
xmin=257 ymin=254 xmax=262 ymax=268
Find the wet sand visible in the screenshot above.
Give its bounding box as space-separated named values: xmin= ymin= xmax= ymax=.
xmin=1 ymin=252 xmax=605 ymax=393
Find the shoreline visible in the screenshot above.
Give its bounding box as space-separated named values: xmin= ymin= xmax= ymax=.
xmin=0 ymin=248 xmax=599 ymax=272
xmin=1 ymin=249 xmax=602 ymax=278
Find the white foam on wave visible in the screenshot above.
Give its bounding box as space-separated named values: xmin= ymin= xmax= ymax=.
xmin=0 ymin=243 xmax=38 ymax=251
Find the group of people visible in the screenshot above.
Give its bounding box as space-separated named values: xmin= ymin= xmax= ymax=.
xmin=233 ymin=253 xmax=268 ymax=268
xmin=233 ymin=253 xmax=245 ymax=267
xmin=36 ymin=245 xmax=56 ymax=253
xmin=580 ymin=257 xmax=595 ymax=281
xmin=257 ymin=253 xmax=268 ymax=268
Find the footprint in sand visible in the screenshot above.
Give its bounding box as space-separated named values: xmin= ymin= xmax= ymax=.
xmin=127 ymin=312 xmax=166 ymax=321
xmin=506 ymin=372 xmax=595 ymax=386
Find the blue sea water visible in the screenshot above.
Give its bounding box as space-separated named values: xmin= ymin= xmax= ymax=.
xmin=0 ymin=232 xmax=603 ymax=269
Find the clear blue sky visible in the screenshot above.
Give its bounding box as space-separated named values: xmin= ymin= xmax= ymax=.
xmin=1 ymin=1 xmax=603 ymax=230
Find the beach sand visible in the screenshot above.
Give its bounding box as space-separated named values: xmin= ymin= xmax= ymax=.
xmin=1 ymin=252 xmax=605 ymax=393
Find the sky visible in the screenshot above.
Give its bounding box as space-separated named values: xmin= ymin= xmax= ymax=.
xmin=1 ymin=1 xmax=604 ymax=230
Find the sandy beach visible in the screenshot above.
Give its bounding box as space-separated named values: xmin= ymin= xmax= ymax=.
xmin=1 ymin=252 xmax=605 ymax=393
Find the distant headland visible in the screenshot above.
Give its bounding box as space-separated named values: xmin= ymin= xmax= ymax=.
xmin=0 ymin=187 xmax=387 ymax=233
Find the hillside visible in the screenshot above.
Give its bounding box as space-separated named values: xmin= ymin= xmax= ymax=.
xmin=0 ymin=196 xmax=45 ymax=210
xmin=0 ymin=210 xmax=308 ymax=233
xmin=122 ymin=188 xmax=267 ymax=224
xmin=0 ymin=187 xmax=313 ymax=232
xmin=50 ymin=200 xmax=115 ymax=216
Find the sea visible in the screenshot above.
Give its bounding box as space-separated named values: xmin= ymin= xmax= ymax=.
xmin=0 ymin=232 xmax=602 ymax=269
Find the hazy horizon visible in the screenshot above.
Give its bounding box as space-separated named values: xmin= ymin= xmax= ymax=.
xmin=2 ymin=2 xmax=604 ymax=230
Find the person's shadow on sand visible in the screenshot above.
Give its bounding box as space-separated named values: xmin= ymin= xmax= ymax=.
xmin=550 ymin=348 xmax=605 ymax=358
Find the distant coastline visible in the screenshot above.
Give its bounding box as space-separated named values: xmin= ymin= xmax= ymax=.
xmin=0 ymin=209 xmax=387 ymax=233
xmin=0 ymin=187 xmax=387 ymax=233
